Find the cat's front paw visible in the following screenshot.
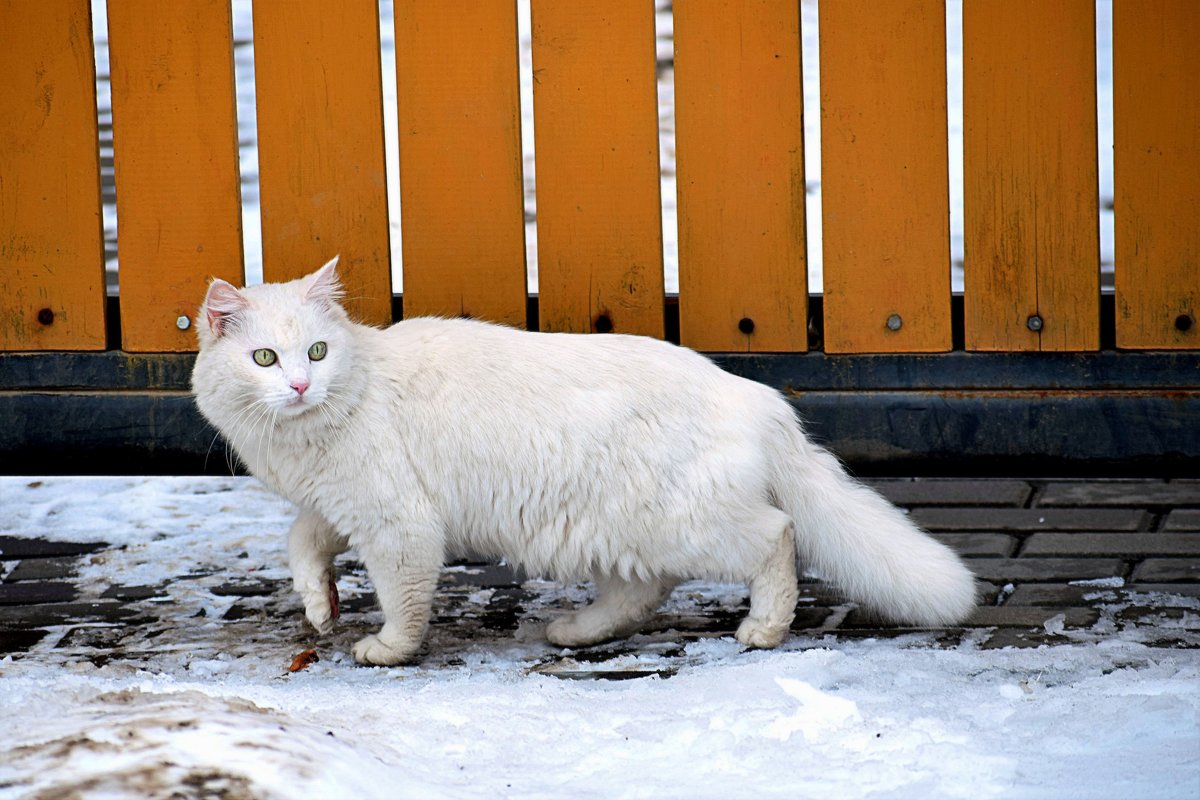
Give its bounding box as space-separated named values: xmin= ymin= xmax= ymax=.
xmin=297 ymin=577 xmax=340 ymax=634
xmin=351 ymin=633 xmax=419 ymax=666
xmin=546 ymin=614 xmax=599 ymax=648
xmin=735 ymin=617 xmax=787 ymax=649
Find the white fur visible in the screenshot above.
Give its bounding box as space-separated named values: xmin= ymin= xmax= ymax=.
xmin=192 ymin=262 xmax=977 ymax=665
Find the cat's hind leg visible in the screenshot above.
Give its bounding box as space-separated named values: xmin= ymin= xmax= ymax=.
xmin=735 ymin=519 xmax=799 ymax=649
xmin=546 ymin=573 xmax=676 ymax=647
xmin=289 ymin=510 xmax=350 ymax=634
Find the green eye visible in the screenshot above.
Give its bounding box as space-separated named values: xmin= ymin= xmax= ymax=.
xmin=253 ymin=348 xmax=277 ymax=367
xmin=308 ymin=341 xmax=328 ymax=361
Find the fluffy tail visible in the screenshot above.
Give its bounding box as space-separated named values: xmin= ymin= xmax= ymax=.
xmin=769 ymin=425 xmax=977 ymax=627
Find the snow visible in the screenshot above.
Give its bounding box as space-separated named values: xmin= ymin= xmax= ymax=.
xmin=1 ymin=476 xmax=1198 ymax=799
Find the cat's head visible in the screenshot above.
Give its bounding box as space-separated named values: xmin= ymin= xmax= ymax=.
xmin=194 ymin=256 xmax=356 ymax=420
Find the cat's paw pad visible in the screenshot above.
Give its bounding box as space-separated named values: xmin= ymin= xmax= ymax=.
xmin=351 ymin=634 xmax=417 ymax=666
xmin=735 ymin=618 xmax=787 ymax=649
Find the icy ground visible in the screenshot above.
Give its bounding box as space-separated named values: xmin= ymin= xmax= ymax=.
xmin=1 ymin=477 xmax=1197 ymax=799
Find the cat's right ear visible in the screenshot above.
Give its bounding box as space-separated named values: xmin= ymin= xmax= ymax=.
xmin=203 ymin=278 xmax=248 ymax=338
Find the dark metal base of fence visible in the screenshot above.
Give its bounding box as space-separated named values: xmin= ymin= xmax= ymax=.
xmin=2 ymin=348 xmax=1196 ymax=477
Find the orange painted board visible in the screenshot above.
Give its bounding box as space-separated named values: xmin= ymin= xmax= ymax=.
xmin=0 ymin=0 xmax=106 ymax=351
xmin=674 ymin=0 xmax=807 ymax=352
xmin=1114 ymin=0 xmax=1200 ymax=350
xmin=253 ymin=0 xmax=392 ymax=326
xmin=530 ymin=0 xmax=664 ymax=337
xmin=963 ymin=0 xmax=1100 ymax=352
xmin=395 ymin=0 xmax=526 ymax=327
xmin=820 ymin=0 xmax=951 ymax=354
xmin=108 ymin=0 xmax=244 ymax=352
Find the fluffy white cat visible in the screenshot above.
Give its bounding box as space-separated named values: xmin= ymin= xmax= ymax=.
xmin=192 ymin=258 xmax=976 ymax=665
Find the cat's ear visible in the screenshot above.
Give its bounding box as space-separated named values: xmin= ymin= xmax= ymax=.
xmin=203 ymin=278 xmax=248 ymax=338
xmin=304 ymin=255 xmax=344 ymax=309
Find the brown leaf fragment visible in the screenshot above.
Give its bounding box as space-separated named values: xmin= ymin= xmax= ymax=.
xmin=287 ymin=649 xmax=319 ymax=673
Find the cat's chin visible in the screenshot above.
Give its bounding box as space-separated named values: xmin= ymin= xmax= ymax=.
xmin=276 ymin=397 xmax=321 ymax=418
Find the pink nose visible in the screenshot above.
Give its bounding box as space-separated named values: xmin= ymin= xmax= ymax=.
xmin=290 ymin=379 xmax=310 ymax=396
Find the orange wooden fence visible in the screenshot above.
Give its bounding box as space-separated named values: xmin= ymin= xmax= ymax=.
xmin=1 ymin=0 xmax=1196 ymax=354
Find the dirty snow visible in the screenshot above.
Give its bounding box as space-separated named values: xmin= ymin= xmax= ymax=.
xmin=1 ymin=476 xmax=1197 ymax=799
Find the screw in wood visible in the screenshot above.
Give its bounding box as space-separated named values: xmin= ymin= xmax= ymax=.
xmin=1175 ymin=313 xmax=1194 ymax=333
xmin=594 ymin=314 xmax=613 ymax=334
xmin=36 ymin=308 xmax=54 ymax=326
xmin=738 ymin=317 xmax=755 ymax=335
xmin=1027 ymin=314 xmax=1044 ymax=332
xmin=886 ymin=313 xmax=903 ymax=331
xmin=176 ymin=315 xmax=191 ymax=331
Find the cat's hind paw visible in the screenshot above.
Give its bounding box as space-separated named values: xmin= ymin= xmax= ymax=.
xmin=735 ymin=617 xmax=788 ymax=649
xmin=351 ymin=633 xmax=419 ymax=666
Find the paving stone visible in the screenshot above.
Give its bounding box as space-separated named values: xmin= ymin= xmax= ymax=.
xmin=1037 ymin=481 xmax=1200 ymax=507
xmin=1023 ymin=533 xmax=1200 ymax=557
xmin=968 ymin=606 xmax=1099 ymax=628
xmin=980 ymin=629 xmax=1059 ymax=649
xmin=930 ymin=533 xmax=1018 ymax=557
xmin=865 ymin=479 xmax=1032 ymax=508
xmin=3 ymin=557 xmax=79 ymax=582
xmin=1005 ymin=584 xmax=1102 ymax=606
xmin=0 ymin=536 xmax=108 ymax=559
xmin=968 ymin=558 xmax=1126 ymax=582
xmin=101 ymin=584 xmax=169 ymax=601
xmin=1163 ymin=510 xmax=1200 ymax=531
xmin=1132 ymin=559 xmax=1200 ymax=582
xmin=1126 ymin=583 xmax=1200 ymax=598
xmin=0 ymin=601 xmax=138 ymax=627
xmin=909 ymin=507 xmax=1150 ymax=532
xmin=0 ymin=582 xmax=77 ymax=606
xmin=211 ymin=580 xmax=280 ymax=597
xmin=0 ymin=628 xmax=49 ymax=653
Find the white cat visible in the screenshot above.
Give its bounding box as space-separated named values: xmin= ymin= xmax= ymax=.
xmin=192 ymin=258 xmax=976 ymax=665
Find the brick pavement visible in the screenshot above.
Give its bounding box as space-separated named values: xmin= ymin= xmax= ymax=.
xmin=1 ymin=478 xmax=1197 ymax=669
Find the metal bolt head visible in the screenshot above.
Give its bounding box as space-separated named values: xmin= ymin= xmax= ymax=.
xmin=1026 ymin=314 xmax=1044 ymax=332
xmin=886 ymin=313 xmax=903 ymax=332
xmin=1175 ymin=313 xmax=1194 ymax=333
xmin=176 ymin=315 xmax=192 ymax=331
xmin=738 ymin=317 xmax=755 ymax=335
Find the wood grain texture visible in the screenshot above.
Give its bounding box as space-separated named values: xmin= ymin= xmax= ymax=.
xmin=1113 ymin=0 xmax=1199 ymax=350
xmin=820 ymin=0 xmax=951 ymax=354
xmin=108 ymin=0 xmax=243 ymax=352
xmin=963 ymin=0 xmax=1100 ymax=352
xmin=674 ymin=0 xmax=807 ymax=352
xmin=395 ymin=0 xmax=526 ymax=327
xmin=0 ymin=0 xmax=106 ymax=351
xmin=253 ymin=0 xmax=392 ymax=326
xmin=530 ymin=0 xmax=664 ymax=337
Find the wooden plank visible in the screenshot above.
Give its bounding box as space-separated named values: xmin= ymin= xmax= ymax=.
xmin=530 ymin=0 xmax=664 ymax=336
xmin=819 ymin=0 xmax=951 ymax=354
xmin=1113 ymin=0 xmax=1200 ymax=349
xmin=963 ymin=0 xmax=1100 ymax=352
xmin=253 ymin=0 xmax=392 ymax=326
xmin=0 ymin=0 xmax=106 ymax=351
xmin=674 ymin=0 xmax=807 ymax=352
xmin=395 ymin=0 xmax=526 ymax=327
xmin=107 ymin=0 xmax=243 ymax=352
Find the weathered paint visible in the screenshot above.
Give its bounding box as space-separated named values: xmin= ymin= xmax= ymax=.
xmin=107 ymin=0 xmax=244 ymax=352
xmin=394 ymin=0 xmax=527 ymax=328
xmin=819 ymin=0 xmax=952 ymax=354
xmin=673 ymin=0 xmax=808 ymax=352
xmin=1113 ymin=0 xmax=1200 ymax=349
xmin=531 ymin=0 xmax=665 ymax=337
xmin=0 ymin=0 xmax=107 ymax=351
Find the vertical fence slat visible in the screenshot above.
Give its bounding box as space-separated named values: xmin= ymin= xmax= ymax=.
xmin=530 ymin=0 xmax=664 ymax=337
xmin=820 ymin=0 xmax=951 ymax=354
xmin=1114 ymin=0 xmax=1199 ymax=350
xmin=674 ymin=0 xmax=807 ymax=352
xmin=108 ymin=0 xmax=243 ymax=352
xmin=395 ymin=0 xmax=526 ymax=327
xmin=253 ymin=0 xmax=392 ymax=326
xmin=963 ymin=0 xmax=1099 ymax=352
xmin=0 ymin=0 xmax=106 ymax=351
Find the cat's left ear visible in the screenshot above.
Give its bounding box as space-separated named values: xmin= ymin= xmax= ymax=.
xmin=304 ymin=255 xmax=344 ymax=309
